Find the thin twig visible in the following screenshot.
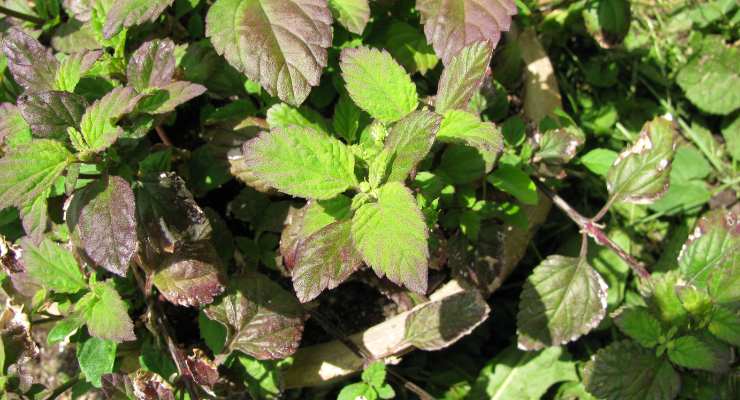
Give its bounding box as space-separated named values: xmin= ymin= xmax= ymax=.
xmin=534 ymin=180 xmax=651 ymax=279
xmin=155 ymin=125 xmax=173 ymax=147
xmin=0 ymin=6 xmax=46 ymax=24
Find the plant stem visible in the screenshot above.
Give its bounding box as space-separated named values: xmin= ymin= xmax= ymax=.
xmin=0 ymin=6 xmax=45 ymax=24
xmin=155 ymin=125 xmax=173 ymax=147
xmin=534 ymin=180 xmax=651 ymax=279
xmin=45 ymin=374 xmax=80 ymax=400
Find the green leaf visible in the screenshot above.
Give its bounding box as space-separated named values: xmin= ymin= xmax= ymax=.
xmin=0 ymin=139 xmax=72 ymax=210
xmin=362 ymin=361 xmax=386 ymax=388
xmin=437 ymin=110 xmax=502 ymax=172
xmin=153 ymin=241 xmax=225 ymax=307
xmin=328 ymin=0 xmax=370 ymax=35
xmin=76 ymin=281 xmax=136 ymax=343
xmin=584 ymin=341 xmax=679 ymax=400
xmin=383 ymin=21 xmax=438 ymax=75
xmin=292 ymin=220 xmax=362 ymax=302
xmin=677 ymin=36 xmax=740 ymax=115
xmin=203 ymin=272 xmax=304 ymax=359
xmin=487 ymin=163 xmax=538 ymax=205
xmin=234 ymin=354 xmax=283 ymax=399
xmin=517 ymin=255 xmax=608 ymax=350
xmin=435 ymin=41 xmax=493 ymax=114
xmin=242 ymin=126 xmax=357 ymax=199
xmin=68 ymin=176 xmax=137 ymax=277
xmin=17 ymin=91 xmax=88 ymax=138
xmin=206 ymin=0 xmax=332 ymax=105
xmin=1 ymin=28 xmax=59 ymax=93
xmin=338 ymin=382 xmax=376 ymax=400
xmin=55 ymin=50 xmax=102 ymax=92
xmin=340 ymin=46 xmax=418 ymax=123
xmin=532 ymin=125 xmax=585 ymax=177
xmin=333 ymin=93 xmax=366 ymax=143
xmin=598 ymin=0 xmax=631 ymax=44
xmin=103 ymin=0 xmax=174 ymax=39
xmin=678 ymin=210 xmax=738 ymax=303
xmin=384 ymin=110 xmax=441 ymax=182
xmin=438 ymin=144 xmax=487 ymax=184
xmin=77 ymin=86 xmax=141 ymax=153
xmin=47 ymin=316 xmax=85 ymax=344
xmin=668 ymin=334 xmax=731 ymax=372
xmin=646 ymin=271 xmax=689 ymax=327
xmin=127 ymin=39 xmax=176 ymax=91
xmin=300 ymin=196 xmax=353 ymax=237
xmin=20 ymin=187 xmax=50 ymax=242
xmin=77 ymin=337 xmax=116 ymax=388
xmin=266 ymin=102 xmax=330 ymax=134
xmin=669 ymin=146 xmax=711 ymax=182
xmin=352 ymin=182 xmax=429 ymax=292
xmin=0 ymin=103 xmax=32 ymax=150
xmin=722 ymin=112 xmax=740 ymax=160
xmin=606 ymin=117 xmax=677 ymax=204
xmin=20 ymin=238 xmax=86 ymax=294
xmin=416 ymin=0 xmax=517 ymax=64
xmin=708 ymin=305 xmax=740 ymax=346
xmin=612 ymin=306 xmax=662 ymax=348
xmin=404 ymin=290 xmax=490 ymax=350
xmin=470 ymin=346 xmax=577 ymax=400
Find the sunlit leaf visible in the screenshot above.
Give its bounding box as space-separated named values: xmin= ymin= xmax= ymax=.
xmin=20 ymin=238 xmax=86 ymax=294
xmin=17 ymin=91 xmax=88 ymax=138
xmin=153 ymin=241 xmax=225 ymax=307
xmin=384 ymin=111 xmax=441 ymax=182
xmin=103 ymin=0 xmax=175 ymax=39
xmin=1 ymin=28 xmax=59 ymax=93
xmin=328 ymin=0 xmax=370 ymax=35
xmin=435 ymin=41 xmax=493 ymax=113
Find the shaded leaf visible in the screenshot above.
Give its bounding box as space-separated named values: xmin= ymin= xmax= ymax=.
xmin=127 ymin=39 xmax=176 ymax=91
xmin=328 ymin=0 xmax=370 ymax=35
xmin=204 ymin=272 xmax=304 ymax=359
xmin=533 ymin=125 xmax=585 ymax=178
xmin=2 ymin=28 xmax=59 ymax=93
xmin=708 ymin=305 xmax=740 ymax=346
xmin=242 ymin=126 xmax=357 ymax=199
xmin=352 ymin=182 xmax=429 ymax=292
xmin=668 ymin=334 xmax=731 ymax=373
xmin=404 ymin=290 xmax=489 ymax=350
xmin=205 ymin=0 xmax=332 ymax=105
xmin=131 ymin=370 xmax=176 ymax=400
xmin=607 ymin=117 xmax=677 ymax=204
xmin=153 ymin=241 xmax=225 ymax=307
xmin=184 ymin=348 xmax=219 ymax=387
xmin=416 ymin=0 xmax=517 ymax=64
xmin=101 ymin=373 xmax=135 ymax=400
xmin=292 ymin=219 xmax=362 ymax=302
xmin=677 ymin=36 xmax=740 ymax=115
xmin=584 ymin=341 xmax=679 ymax=400
xmin=383 ymin=21 xmax=438 ymax=75
xmin=612 ymin=306 xmax=662 ymax=348
xmin=0 ymin=139 xmax=72 ymax=210
xmin=437 ymin=109 xmax=502 ymax=172
xmin=77 ymin=337 xmax=117 ymax=388
xmin=470 ymin=346 xmax=577 ymax=399
xmin=435 ymin=41 xmax=493 ymax=113
xmin=17 ymin=91 xmax=88 ymax=138
xmin=103 ymin=0 xmax=175 ymax=39
xmin=332 ymin=93 xmax=366 ymax=143
xmin=598 ymin=0 xmax=631 ymax=45
xmin=20 ymin=238 xmax=86 ymax=294
xmin=136 ymin=81 xmax=207 ymax=114
xmin=487 ymin=163 xmax=538 ymax=205
xmin=71 ymin=176 xmax=138 ymax=276
xmin=76 ymin=280 xmax=136 ymax=342
xmin=340 ymin=46 xmax=418 ymax=123
xmin=76 ymin=86 xmax=141 ymax=153
xmin=384 ymin=110 xmax=441 ymax=182
xmin=517 ymin=255 xmax=607 ymax=350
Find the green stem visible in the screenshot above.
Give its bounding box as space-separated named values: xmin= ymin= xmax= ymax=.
xmin=0 ymin=6 xmax=45 ymax=24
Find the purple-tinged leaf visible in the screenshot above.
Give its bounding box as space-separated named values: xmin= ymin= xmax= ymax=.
xmin=17 ymin=91 xmax=88 ymax=138
xmin=206 ymin=0 xmax=333 ymax=106
xmin=131 ymin=370 xmax=176 ymax=400
xmin=101 ymin=373 xmax=136 ymax=400
xmin=292 ymin=219 xmax=362 ymax=302
xmin=280 ymin=206 xmax=307 ymax=271
xmin=127 ymin=39 xmax=176 ymax=91
xmin=0 ymin=103 xmax=32 ymax=150
xmin=532 ymin=125 xmax=585 ymax=178
xmin=1 ymin=28 xmax=59 ymax=93
xmin=184 ymin=348 xmax=219 ymax=387
xmin=606 ymin=117 xmax=677 ymax=204
xmin=136 ymin=81 xmax=207 ymax=114
xmin=71 ymin=176 xmax=138 ymax=276
xmin=103 ymin=0 xmax=175 ymax=39
xmin=404 ymin=290 xmax=490 ymax=350
xmin=135 ymin=173 xmax=212 ymax=254
xmin=416 ymin=0 xmax=517 ymax=65
xmin=435 ymin=41 xmax=493 ymax=113
xmin=517 ymin=255 xmax=607 ymax=350
xmin=204 ymin=272 xmax=304 ymax=360
xmin=384 ymin=111 xmax=442 ymax=182
xmin=152 ymin=241 xmax=225 ymax=307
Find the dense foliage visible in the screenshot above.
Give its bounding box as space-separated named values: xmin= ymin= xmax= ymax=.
xmin=0 ymin=0 xmax=737 ymax=399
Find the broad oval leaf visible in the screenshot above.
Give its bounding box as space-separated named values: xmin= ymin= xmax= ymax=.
xmin=103 ymin=0 xmax=175 ymax=39
xmin=384 ymin=110 xmax=442 ymax=182
xmin=351 ymin=182 xmax=429 ymax=293
xmin=204 ymin=272 xmax=304 ymax=359
xmin=584 ymin=341 xmax=679 ymax=400
xmin=404 ymin=290 xmax=490 ymax=350
xmin=437 ymin=109 xmax=502 ymax=172
xmin=292 ymin=219 xmax=362 ymax=302
xmin=606 ymin=117 xmax=677 ymax=204
xmin=0 ymin=139 xmax=72 ymax=210
xmin=1 ymin=28 xmax=59 ymax=93
xmin=416 ymin=0 xmax=517 ymax=64
xmin=153 ymin=241 xmax=225 ymax=307
xmin=328 ymin=0 xmax=370 ymax=35
xmin=435 ymin=41 xmax=493 ymax=113
xmin=20 ymin=238 xmax=87 ymax=294
xmin=17 ymin=91 xmax=88 ymax=138
xmin=517 ymin=255 xmax=607 ymax=350
xmin=127 ymin=38 xmax=176 ymax=91
xmin=77 ymin=337 xmax=117 ymax=388
xmin=206 ymin=0 xmax=333 ymax=106
xmin=70 ymin=176 xmax=138 ymax=276
xmin=340 ymin=47 xmax=418 ymax=123
xmin=242 ymin=126 xmax=357 ymax=199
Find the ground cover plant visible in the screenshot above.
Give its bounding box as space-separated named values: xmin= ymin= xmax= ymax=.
xmin=0 ymin=0 xmax=737 ymax=399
